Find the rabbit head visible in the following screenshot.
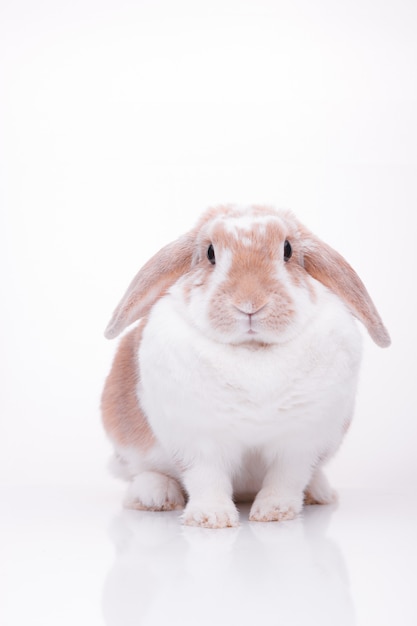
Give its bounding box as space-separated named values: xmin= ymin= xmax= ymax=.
xmin=105 ymin=205 xmax=390 ymax=348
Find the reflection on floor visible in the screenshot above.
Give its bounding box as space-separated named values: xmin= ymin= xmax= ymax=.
xmin=104 ymin=502 xmax=353 ymax=626
xmin=2 ymin=485 xmax=416 ymax=626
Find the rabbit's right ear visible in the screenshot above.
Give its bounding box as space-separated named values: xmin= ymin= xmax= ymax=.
xmin=105 ymin=232 xmax=196 ymax=339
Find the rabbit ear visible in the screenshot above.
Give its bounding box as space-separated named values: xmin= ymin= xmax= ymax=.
xmin=300 ymin=228 xmax=391 ymax=348
xmin=105 ymin=232 xmax=196 ymax=339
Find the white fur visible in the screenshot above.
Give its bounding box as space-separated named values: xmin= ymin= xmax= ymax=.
xmin=105 ymin=206 xmax=371 ymax=528
xmin=305 ymin=467 xmax=338 ymax=505
xmin=214 ymin=212 xmax=280 ymax=239
xmin=135 ymin=282 xmax=362 ymax=527
xmin=124 ymin=471 xmax=185 ymax=511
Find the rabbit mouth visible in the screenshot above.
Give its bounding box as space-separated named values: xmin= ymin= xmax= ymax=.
xmin=243 ymin=317 xmax=262 ymax=338
xmin=236 ymin=309 xmax=266 ymax=337
xmin=241 ymin=314 xmax=258 ymax=335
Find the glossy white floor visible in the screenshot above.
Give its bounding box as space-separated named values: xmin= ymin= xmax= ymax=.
xmin=2 ymin=480 xmax=416 ymax=626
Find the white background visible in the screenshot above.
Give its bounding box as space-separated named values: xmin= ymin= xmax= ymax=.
xmin=1 ymin=1 xmax=416 ymax=625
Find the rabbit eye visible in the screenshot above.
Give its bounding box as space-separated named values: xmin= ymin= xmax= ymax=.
xmin=207 ymin=244 xmax=216 ymax=265
xmin=284 ymin=240 xmax=292 ymax=261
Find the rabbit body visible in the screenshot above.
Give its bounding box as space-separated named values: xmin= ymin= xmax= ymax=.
xmin=102 ymin=206 xmax=389 ymax=527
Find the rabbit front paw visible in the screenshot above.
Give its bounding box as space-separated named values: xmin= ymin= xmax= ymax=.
xmin=183 ymin=501 xmax=239 ymax=529
xmin=249 ymin=491 xmax=302 ymax=522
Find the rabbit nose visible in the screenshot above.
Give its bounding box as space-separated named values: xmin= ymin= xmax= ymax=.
xmin=234 ymin=302 xmax=267 ymax=316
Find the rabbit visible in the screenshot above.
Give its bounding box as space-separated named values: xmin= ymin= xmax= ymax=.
xmin=101 ymin=205 xmax=390 ymax=528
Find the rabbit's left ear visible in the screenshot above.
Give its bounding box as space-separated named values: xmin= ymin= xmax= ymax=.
xmin=299 ymin=228 xmax=391 ymax=347
xmin=105 ymin=232 xmax=196 ymax=339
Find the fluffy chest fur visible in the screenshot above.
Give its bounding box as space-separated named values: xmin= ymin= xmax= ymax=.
xmin=138 ymin=288 xmax=362 ymax=461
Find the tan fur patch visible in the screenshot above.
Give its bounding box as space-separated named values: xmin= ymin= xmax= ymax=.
xmin=206 ymin=214 xmax=298 ymax=337
xmin=101 ymin=322 xmax=156 ymax=451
